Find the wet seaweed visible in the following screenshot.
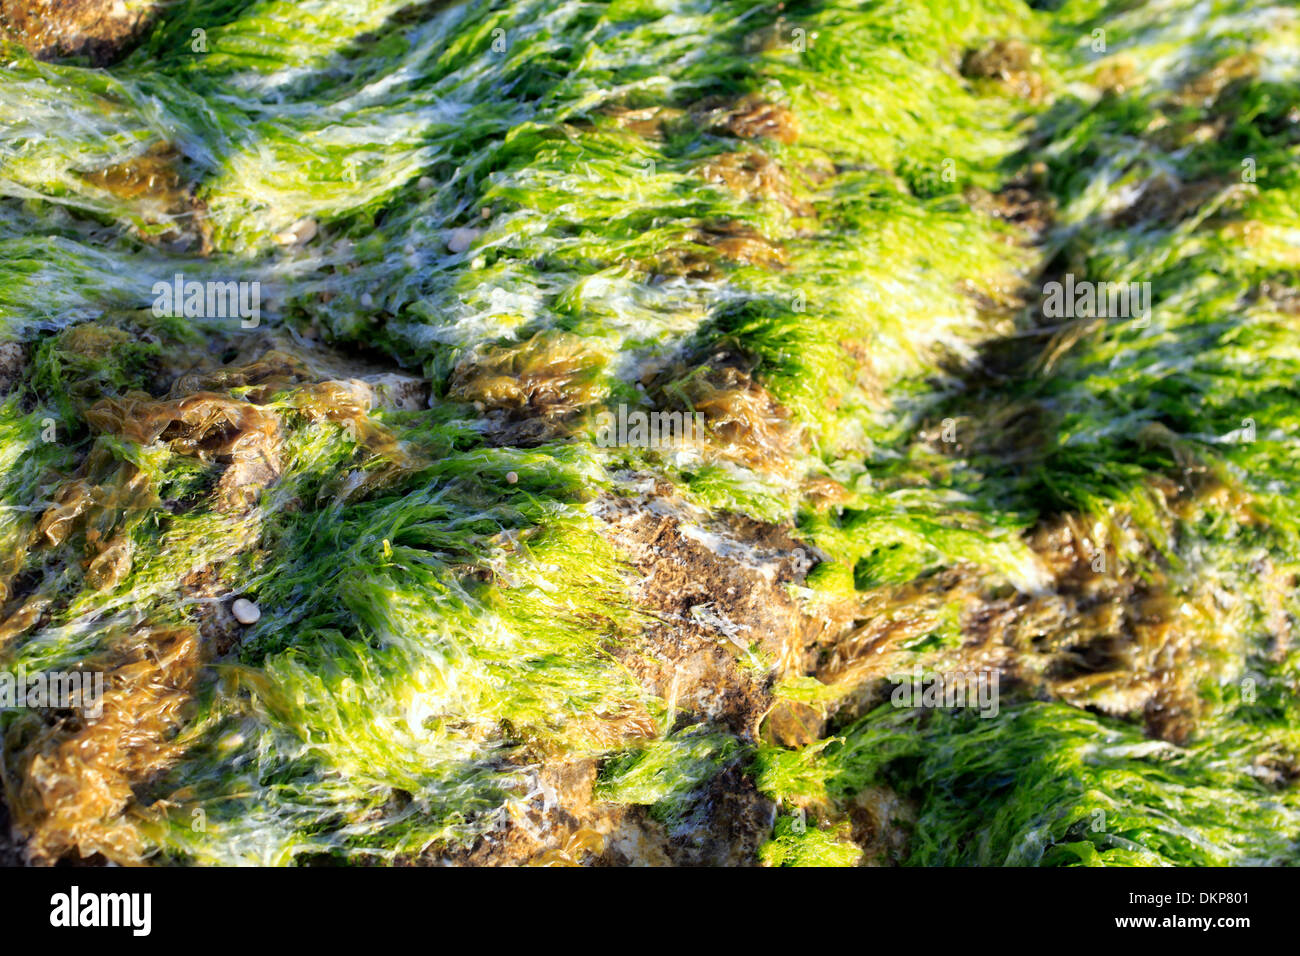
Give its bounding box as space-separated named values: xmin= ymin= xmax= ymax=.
xmin=0 ymin=0 xmax=1295 ymax=866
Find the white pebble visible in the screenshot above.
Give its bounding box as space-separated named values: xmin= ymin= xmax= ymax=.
xmin=505 ymin=471 xmax=518 ymax=484
xmin=417 ymin=176 xmax=435 ymax=191
xmin=231 ymin=598 xmax=261 ymax=625
xmin=447 ymin=227 xmax=481 ymax=254
xmin=360 ymin=292 xmax=374 ymax=307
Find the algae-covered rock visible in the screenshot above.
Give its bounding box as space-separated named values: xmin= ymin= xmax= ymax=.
xmin=0 ymin=0 xmax=1297 ymax=868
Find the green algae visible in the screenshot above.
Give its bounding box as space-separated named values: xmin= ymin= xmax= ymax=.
xmin=596 ymin=725 xmax=740 ymax=827
xmin=756 ymin=702 xmax=1300 ymax=866
xmin=0 ymin=0 xmax=1295 ymax=865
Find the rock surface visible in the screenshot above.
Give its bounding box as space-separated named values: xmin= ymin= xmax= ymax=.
xmin=1 ymin=0 xmax=161 ymax=64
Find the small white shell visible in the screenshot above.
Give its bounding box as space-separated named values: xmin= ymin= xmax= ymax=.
xmin=505 ymin=471 xmax=518 ymax=484
xmin=273 ymin=217 xmax=317 ymax=247
xmin=232 ymin=598 xmax=261 ymax=625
